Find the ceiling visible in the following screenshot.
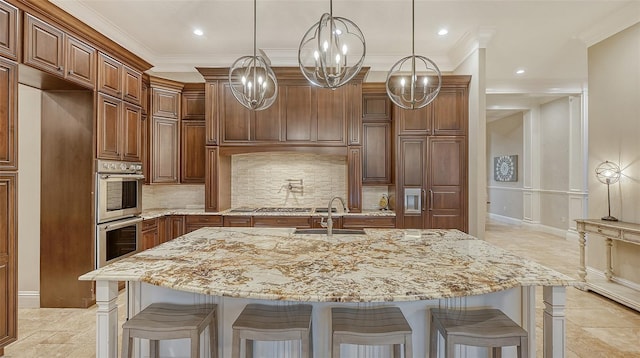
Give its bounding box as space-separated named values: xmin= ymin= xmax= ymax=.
xmin=51 ymin=0 xmax=640 ymax=119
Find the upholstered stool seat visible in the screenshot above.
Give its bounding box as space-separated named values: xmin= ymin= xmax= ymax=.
xmin=429 ymin=308 xmax=528 ymax=358
xmin=331 ymin=306 xmax=413 ymax=358
xmin=232 ymin=303 xmax=313 ymax=358
xmin=121 ymin=302 xmax=217 ymax=358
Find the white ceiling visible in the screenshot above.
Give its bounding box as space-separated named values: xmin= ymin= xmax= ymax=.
xmin=52 ymin=0 xmax=640 ymax=101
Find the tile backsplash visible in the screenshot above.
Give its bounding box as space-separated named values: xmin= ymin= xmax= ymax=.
xmin=142 ymin=184 xmax=205 ymax=210
xmin=232 ymin=152 xmax=347 ymax=208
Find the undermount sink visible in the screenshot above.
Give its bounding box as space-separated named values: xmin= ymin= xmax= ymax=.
xmin=294 ymin=228 xmax=366 ymax=235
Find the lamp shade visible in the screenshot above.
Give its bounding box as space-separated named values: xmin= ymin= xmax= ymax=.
xmin=595 ymin=161 xmax=621 ymax=185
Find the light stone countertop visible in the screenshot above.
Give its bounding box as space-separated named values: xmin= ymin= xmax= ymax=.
xmin=80 ymin=227 xmax=575 ymax=302
xmin=141 ymin=208 xmax=396 ymax=220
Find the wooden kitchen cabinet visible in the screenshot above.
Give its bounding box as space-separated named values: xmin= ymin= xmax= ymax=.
xmin=347 ymin=146 xmax=362 ymax=213
xmin=205 ymin=146 xmax=232 ymax=213
xmin=311 ymin=216 xmax=342 ymax=229
xmin=182 ymin=83 xmax=205 ymax=120
xmin=362 ymin=121 xmax=392 ymax=184
xmin=315 ymin=85 xmax=347 ymax=144
xmin=220 ymin=83 xmax=251 ymax=143
xmin=166 ymin=215 xmax=185 ymax=241
xmin=396 ymin=136 xmax=427 ymax=229
xmin=185 ymin=215 xmax=223 ymax=233
xmin=98 ymin=52 xmax=142 ymax=105
xmin=0 ymin=57 xmax=16 ymax=170
xmin=96 ymin=93 xmax=142 ymax=161
xmin=0 ymin=1 xmax=17 ymax=61
xmin=24 ymin=14 xmax=97 ymax=89
xmin=395 ymin=104 xmax=432 ymax=136
xmin=141 ymin=218 xmax=158 ymax=250
xmin=252 ymin=216 xmax=311 ymax=229
xmin=148 ymin=78 xmax=182 ymax=183
xmin=151 ymin=116 xmax=179 ymax=183
xmin=0 ymin=173 xmax=16 ymax=350
xmin=342 ymin=216 xmax=396 ymax=229
xmin=223 ymin=216 xmax=252 ymax=227
xmin=432 ymin=87 xmax=468 ymax=136
xmin=181 ymin=120 xmax=206 ymax=183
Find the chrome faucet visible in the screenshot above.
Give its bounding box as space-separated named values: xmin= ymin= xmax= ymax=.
xmin=321 ymin=196 xmax=348 ymax=236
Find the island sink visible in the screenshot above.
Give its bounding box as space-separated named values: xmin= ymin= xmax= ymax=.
xmin=294 ymin=228 xmax=365 ymax=235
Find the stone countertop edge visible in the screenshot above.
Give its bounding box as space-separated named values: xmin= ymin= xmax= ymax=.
xmin=141 ymin=208 xmax=396 ymax=220
xmin=79 ymin=227 xmax=577 ymax=303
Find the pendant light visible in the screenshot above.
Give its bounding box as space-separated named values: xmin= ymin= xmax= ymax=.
xmin=298 ymin=0 xmax=366 ymax=89
xmin=386 ymin=0 xmax=441 ymax=109
xmin=229 ymin=0 xmax=278 ymax=111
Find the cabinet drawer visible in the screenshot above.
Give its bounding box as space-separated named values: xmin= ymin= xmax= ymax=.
xmin=142 ymin=218 xmax=157 ymax=231
xmin=585 ymin=224 xmax=620 ymax=238
xmin=311 ymin=216 xmax=342 ymax=229
xmin=185 ymin=215 xmax=223 ymax=226
xmin=223 ymin=216 xmax=252 ymax=227
xmin=253 ymin=216 xmax=311 ymax=228
xmin=622 ymin=231 xmax=640 ymax=245
xmin=342 ymin=216 xmax=396 ymax=229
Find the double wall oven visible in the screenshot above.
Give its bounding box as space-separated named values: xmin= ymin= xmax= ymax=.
xmin=95 ymin=160 xmax=144 ymax=268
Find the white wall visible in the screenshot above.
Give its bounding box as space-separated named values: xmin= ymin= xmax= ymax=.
xmin=487 ymin=112 xmax=524 ymax=220
xmin=587 ymin=22 xmax=640 ymax=281
xmin=17 ymin=84 xmax=41 ymax=308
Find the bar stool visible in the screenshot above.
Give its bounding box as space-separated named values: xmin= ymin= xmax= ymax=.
xmin=231 ymin=303 xmax=313 ymax=358
xmin=429 ymin=308 xmax=528 ymax=358
xmin=331 ymin=306 xmax=413 ymax=358
xmin=121 ymin=302 xmax=217 ymax=358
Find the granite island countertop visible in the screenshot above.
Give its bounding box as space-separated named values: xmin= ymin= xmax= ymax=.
xmin=80 ymin=227 xmax=575 ymax=302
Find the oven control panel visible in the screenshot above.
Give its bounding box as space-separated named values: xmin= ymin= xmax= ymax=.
xmin=96 ymin=159 xmax=143 ymax=174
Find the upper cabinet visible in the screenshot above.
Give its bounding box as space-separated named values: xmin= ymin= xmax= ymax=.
xmin=96 ymin=92 xmax=142 ymax=161
xmin=148 ymin=77 xmax=183 ymax=184
xmin=0 ymin=57 xmax=16 ymax=170
xmin=197 ymin=67 xmax=368 ymax=147
xmin=98 ymin=52 xmax=142 ymax=105
xmin=362 ymin=83 xmax=393 ymax=185
xmin=24 ymin=14 xmax=96 ymax=89
xmin=0 ymin=1 xmax=18 ymax=61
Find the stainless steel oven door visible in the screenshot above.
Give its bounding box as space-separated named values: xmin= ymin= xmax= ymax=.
xmin=96 ymin=216 xmax=142 ymax=268
xmin=96 ymin=173 xmax=143 ymax=223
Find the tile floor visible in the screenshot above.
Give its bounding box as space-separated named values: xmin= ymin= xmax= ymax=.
xmin=3 ymin=221 xmax=640 ymax=357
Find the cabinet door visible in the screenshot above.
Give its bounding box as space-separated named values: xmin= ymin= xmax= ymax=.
xmin=151 ymin=117 xmax=179 ymax=183
xmin=283 ymin=84 xmax=314 ymax=142
xmin=0 ymin=1 xmax=18 ymax=60
xmin=427 ymin=136 xmax=467 ymax=231
xmin=166 ymin=216 xmax=185 ymax=241
xmin=123 ymin=65 xmax=142 ymax=105
xmin=220 ymin=84 xmax=250 ymax=142
xmin=362 ymin=121 xmax=391 ymax=184
xmin=347 ymin=146 xmax=362 ymax=213
xmin=316 ymin=86 xmax=346 ymax=144
xmin=97 ymin=52 xmax=123 ymax=97
xmin=253 ymin=93 xmax=282 ymax=142
xmin=122 ymin=103 xmax=142 ymax=162
xmin=96 ymin=93 xmax=122 ymax=160
xmin=182 ymin=90 xmax=205 ymax=120
xmin=185 ymin=215 xmax=222 ymax=233
xmin=0 ymin=58 xmax=16 ymax=170
xmin=362 ymin=94 xmax=391 ymax=120
xmin=24 ymin=14 xmax=64 ymax=76
xmin=181 ymin=120 xmax=206 ymax=183
xmin=396 ymin=136 xmax=427 ymax=229
xmin=205 ymin=146 xmax=220 ymax=212
xmin=395 ymin=105 xmax=432 ymax=136
xmin=0 ymin=174 xmax=16 ymax=349
xmin=152 ymin=87 xmax=179 ymax=119
xmin=65 ymin=36 xmax=96 ymax=89
xmin=433 ymin=88 xmax=467 ymax=136
xmin=141 ymin=228 xmax=158 ymax=250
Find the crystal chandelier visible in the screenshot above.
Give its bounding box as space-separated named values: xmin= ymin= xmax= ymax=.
xmin=386 ymin=0 xmax=441 ymax=110
xmin=229 ymin=0 xmax=278 ymax=110
xmin=298 ymin=0 xmax=366 ymax=89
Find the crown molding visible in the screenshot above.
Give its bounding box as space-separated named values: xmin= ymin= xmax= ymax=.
xmin=578 ymin=1 xmax=640 ymax=47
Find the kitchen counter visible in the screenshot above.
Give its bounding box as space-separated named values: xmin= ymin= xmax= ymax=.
xmin=81 ymin=227 xmax=572 ymax=302
xmin=141 ymin=207 xmax=396 ymax=220
xmin=80 ymin=227 xmax=574 ymax=357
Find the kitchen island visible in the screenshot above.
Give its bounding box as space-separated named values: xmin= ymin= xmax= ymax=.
xmin=80 ymin=227 xmax=575 ymax=358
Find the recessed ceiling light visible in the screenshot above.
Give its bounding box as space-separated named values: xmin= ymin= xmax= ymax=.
xmin=438 ymin=28 xmax=448 ymax=36
xmin=515 ymin=69 xmax=526 ymax=75
xmin=193 ymin=29 xmax=204 ymax=36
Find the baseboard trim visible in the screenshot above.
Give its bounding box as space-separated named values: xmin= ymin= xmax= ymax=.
xmin=18 ymin=291 xmax=40 ymax=308
xmin=488 ymin=213 xmax=522 ymax=225
xmin=488 ymin=214 xmax=573 ymax=240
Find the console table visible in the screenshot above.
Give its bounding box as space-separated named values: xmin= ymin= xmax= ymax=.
xmin=576 ymin=219 xmax=640 ymax=311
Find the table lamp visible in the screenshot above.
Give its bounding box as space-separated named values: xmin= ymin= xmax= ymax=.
xmin=595 ymin=160 xmax=621 ymax=221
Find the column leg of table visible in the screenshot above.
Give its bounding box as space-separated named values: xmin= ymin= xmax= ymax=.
xmin=578 ymin=230 xmax=587 ymax=290
xmin=605 ymin=238 xmax=613 ymax=280
xmin=543 ymin=286 xmax=566 ymax=358
xmin=96 ymin=280 xmax=119 ymax=358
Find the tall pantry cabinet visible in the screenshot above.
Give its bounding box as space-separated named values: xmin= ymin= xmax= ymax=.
xmin=395 ymin=76 xmax=470 ymax=232
xmin=0 ymin=0 xmax=17 ymax=353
